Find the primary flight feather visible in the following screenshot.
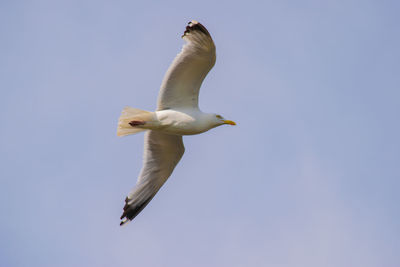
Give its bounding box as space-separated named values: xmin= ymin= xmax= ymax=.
xmin=117 ymin=21 xmax=236 ymax=226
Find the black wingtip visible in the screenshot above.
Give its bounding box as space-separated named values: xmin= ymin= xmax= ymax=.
xmin=119 ymin=195 xmax=154 ymax=226
xmin=120 ymin=219 xmax=129 ymax=226
xmin=182 ymin=20 xmax=211 ymax=38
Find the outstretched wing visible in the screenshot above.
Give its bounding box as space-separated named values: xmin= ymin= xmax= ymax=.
xmin=120 ymin=131 xmax=185 ymax=225
xmin=156 ymin=20 xmax=216 ymax=111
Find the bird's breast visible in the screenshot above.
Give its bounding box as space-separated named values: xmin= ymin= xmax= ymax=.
xmin=155 ymin=110 xmax=211 ymax=135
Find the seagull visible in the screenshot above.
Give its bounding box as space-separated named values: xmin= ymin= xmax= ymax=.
xmin=117 ymin=20 xmax=236 ymax=226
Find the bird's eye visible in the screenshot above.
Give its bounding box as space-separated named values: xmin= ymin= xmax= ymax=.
xmin=216 ymin=115 xmax=222 ymax=119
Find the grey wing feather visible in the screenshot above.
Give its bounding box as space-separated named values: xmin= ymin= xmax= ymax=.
xmin=156 ymin=21 xmax=216 ymax=111
xmin=120 ymin=131 xmax=184 ymax=225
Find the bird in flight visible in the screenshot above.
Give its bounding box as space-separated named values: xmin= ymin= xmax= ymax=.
xmin=117 ymin=20 xmax=236 ymax=226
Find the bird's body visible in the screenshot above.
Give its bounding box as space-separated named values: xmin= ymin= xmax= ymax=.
xmin=117 ymin=21 xmax=235 ymax=225
xmin=137 ymin=108 xmax=224 ymax=135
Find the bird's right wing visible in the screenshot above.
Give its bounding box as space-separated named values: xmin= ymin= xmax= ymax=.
xmin=156 ymin=21 xmax=216 ymax=111
xmin=120 ymin=131 xmax=185 ymax=225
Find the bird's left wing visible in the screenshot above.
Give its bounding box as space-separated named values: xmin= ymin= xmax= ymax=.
xmin=120 ymin=131 xmax=185 ymax=225
xmin=156 ymin=20 xmax=216 ymax=111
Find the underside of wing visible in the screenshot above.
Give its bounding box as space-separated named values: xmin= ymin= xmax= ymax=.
xmin=156 ymin=21 xmax=216 ymax=111
xmin=120 ymin=131 xmax=185 ymax=225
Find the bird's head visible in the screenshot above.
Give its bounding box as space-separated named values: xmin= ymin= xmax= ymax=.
xmin=212 ymin=114 xmax=236 ymax=127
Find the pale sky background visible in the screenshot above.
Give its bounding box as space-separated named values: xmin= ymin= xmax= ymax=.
xmin=1 ymin=1 xmax=399 ymax=266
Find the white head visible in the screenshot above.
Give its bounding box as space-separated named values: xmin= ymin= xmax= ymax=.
xmin=207 ymin=113 xmax=236 ymax=128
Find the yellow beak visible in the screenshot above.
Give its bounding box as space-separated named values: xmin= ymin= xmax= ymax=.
xmin=223 ymin=120 xmax=236 ymax=126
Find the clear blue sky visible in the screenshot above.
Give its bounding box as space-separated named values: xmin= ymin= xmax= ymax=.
xmin=1 ymin=1 xmax=399 ymax=266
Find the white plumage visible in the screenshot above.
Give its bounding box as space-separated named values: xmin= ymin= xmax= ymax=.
xmin=118 ymin=21 xmax=235 ymax=225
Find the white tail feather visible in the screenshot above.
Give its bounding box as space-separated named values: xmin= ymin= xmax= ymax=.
xmin=117 ymin=107 xmax=152 ymax=136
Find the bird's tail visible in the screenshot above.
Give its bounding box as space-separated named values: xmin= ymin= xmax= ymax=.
xmin=117 ymin=107 xmax=153 ymax=136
